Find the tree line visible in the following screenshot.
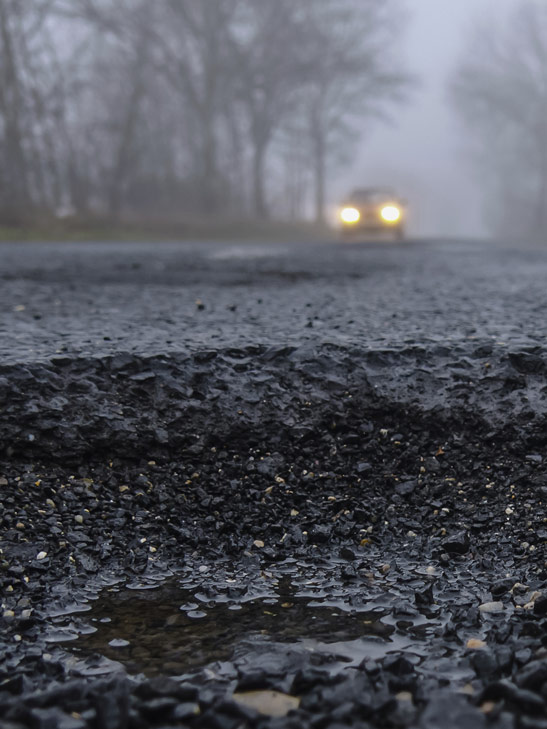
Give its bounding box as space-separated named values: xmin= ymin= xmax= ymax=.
xmin=0 ymin=0 xmax=408 ymax=227
xmin=451 ymin=0 xmax=547 ymax=240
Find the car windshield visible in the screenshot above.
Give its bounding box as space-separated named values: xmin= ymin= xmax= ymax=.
xmin=348 ymin=190 xmax=395 ymax=205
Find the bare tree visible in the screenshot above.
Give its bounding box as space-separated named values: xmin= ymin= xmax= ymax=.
xmin=0 ymin=1 xmax=59 ymax=220
xmin=451 ymin=0 xmax=547 ymax=239
xmin=226 ymin=1 xmax=313 ymax=218
xmin=155 ymin=0 xmax=241 ymax=214
xmin=299 ymin=0 xmax=410 ymax=224
xmin=59 ymin=0 xmax=158 ymax=219
xmin=0 ymin=0 xmax=412 ymax=228
xmin=105 ymin=3 xmax=153 ymax=220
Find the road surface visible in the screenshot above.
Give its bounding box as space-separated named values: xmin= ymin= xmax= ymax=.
xmin=1 ymin=238 xmax=547 ymax=729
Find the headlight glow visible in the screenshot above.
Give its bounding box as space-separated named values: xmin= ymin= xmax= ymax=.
xmin=380 ymin=205 xmax=401 ymax=223
xmin=341 ymin=207 xmax=361 ymax=224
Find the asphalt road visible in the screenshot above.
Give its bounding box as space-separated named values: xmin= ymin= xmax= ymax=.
xmin=1 ymin=237 xmax=546 ymax=365
xmin=2 ymin=237 xmax=547 ymax=427
xmin=2 ymin=237 xmax=547 ymax=729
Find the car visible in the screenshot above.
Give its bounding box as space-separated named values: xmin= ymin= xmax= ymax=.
xmin=339 ymin=188 xmax=406 ymax=240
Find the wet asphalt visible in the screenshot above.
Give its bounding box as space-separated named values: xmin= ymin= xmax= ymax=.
xmin=2 ymin=237 xmax=547 ymax=729
xmin=1 ymin=238 xmax=546 ymax=367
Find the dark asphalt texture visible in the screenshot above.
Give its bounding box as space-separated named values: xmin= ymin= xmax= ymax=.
xmin=2 ymin=238 xmax=547 ymax=729
xmin=1 ymin=239 xmax=546 ymax=365
xmin=2 ymin=238 xmax=547 ymax=423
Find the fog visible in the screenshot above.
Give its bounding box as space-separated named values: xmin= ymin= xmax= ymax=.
xmin=0 ymin=0 xmax=543 ymax=242
xmin=340 ymin=0 xmax=516 ymax=239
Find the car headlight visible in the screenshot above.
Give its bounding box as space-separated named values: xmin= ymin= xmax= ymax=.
xmin=380 ymin=205 xmax=401 ymax=223
xmin=340 ymin=207 xmax=361 ymax=224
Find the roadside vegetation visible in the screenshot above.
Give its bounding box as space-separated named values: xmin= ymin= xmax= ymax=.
xmin=0 ymin=0 xmax=409 ymax=237
xmin=0 ymin=217 xmax=333 ymax=243
xmin=451 ymin=0 xmax=547 ymax=240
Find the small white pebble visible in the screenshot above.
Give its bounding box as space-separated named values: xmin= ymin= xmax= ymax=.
xmin=108 ymin=638 xmax=130 ymax=648
xmin=505 ymin=507 xmax=514 ymax=516
xmin=466 ymin=638 xmax=487 ymax=650
xmin=36 ymin=551 xmax=47 ymax=560
xmin=395 ymin=691 xmax=413 ymax=702
xmin=74 ymin=515 xmax=83 ymax=524
xmin=479 ymin=601 xmax=504 ymax=613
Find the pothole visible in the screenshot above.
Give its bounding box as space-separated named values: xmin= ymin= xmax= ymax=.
xmin=51 ymin=571 xmax=443 ymax=678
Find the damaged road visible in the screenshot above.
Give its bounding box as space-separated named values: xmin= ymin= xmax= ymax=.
xmin=2 ymin=238 xmax=547 ymax=729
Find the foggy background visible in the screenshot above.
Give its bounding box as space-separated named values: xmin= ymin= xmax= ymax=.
xmin=340 ymin=0 xmax=515 ymax=239
xmin=0 ymin=0 xmax=543 ymax=242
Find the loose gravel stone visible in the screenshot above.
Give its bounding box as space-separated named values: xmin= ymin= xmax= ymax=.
xmin=2 ymin=240 xmax=547 ymax=729
xmin=479 ymin=602 xmax=505 ymax=614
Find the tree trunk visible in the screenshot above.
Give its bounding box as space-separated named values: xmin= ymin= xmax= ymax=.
xmin=313 ymin=128 xmax=326 ymax=225
xmin=69 ymin=158 xmax=90 ymax=216
xmin=310 ymin=90 xmax=327 ymax=226
xmin=537 ymin=123 xmax=547 ymax=238
xmin=108 ymin=16 xmax=151 ymax=221
xmin=252 ymin=139 xmax=268 ymax=219
xmin=107 ymin=82 xmax=144 ymax=221
xmin=0 ymin=2 xmax=30 ymax=221
xmin=201 ymin=113 xmax=218 ymax=213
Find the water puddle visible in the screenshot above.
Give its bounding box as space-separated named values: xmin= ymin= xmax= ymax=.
xmin=53 ymin=574 xmax=441 ymax=678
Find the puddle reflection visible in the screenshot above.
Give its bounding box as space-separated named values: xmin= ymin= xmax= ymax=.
xmin=64 ymin=577 xmax=399 ymax=676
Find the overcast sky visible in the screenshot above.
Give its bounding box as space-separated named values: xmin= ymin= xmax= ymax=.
xmin=336 ymin=0 xmax=516 ymax=238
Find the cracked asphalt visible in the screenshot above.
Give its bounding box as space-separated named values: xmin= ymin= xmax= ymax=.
xmin=1 ymin=238 xmax=546 ymax=363
xmin=2 ymin=237 xmax=547 ymax=729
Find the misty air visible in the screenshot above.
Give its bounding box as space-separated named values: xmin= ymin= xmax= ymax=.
xmin=2 ymin=3 xmax=547 ymax=729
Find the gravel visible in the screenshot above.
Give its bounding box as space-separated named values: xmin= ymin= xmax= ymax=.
xmin=1 ymin=238 xmax=547 ymax=728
